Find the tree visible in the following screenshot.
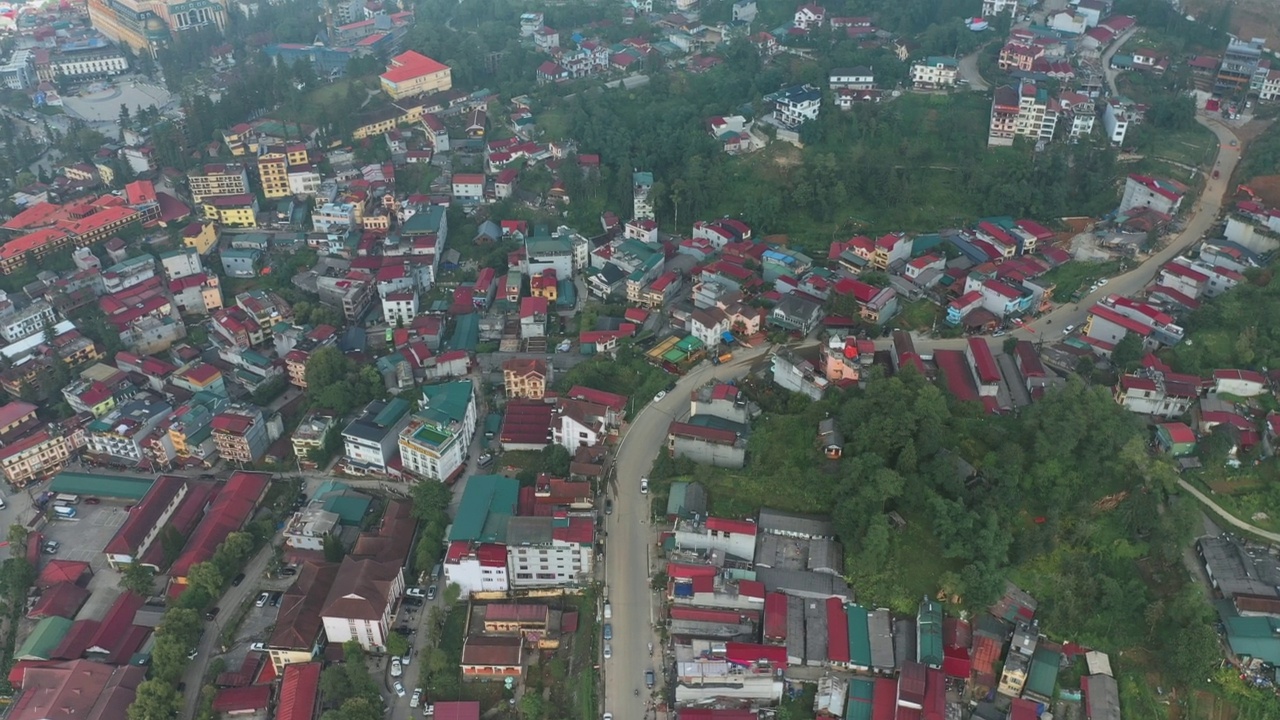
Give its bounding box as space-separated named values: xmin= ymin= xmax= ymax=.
xmin=1111 ymin=333 xmax=1142 ymax=372
xmin=320 ymin=665 xmax=353 ymax=704
xmin=443 ymin=582 xmax=461 ymax=606
xmin=121 ymin=562 xmax=156 ymax=596
xmin=185 ymin=561 xmax=223 ymax=599
xmin=385 ymin=631 xmax=409 ymax=658
xmin=323 ymin=534 xmax=346 ymax=562
xmin=6 ymin=524 xmax=27 ymax=553
xmin=159 ymin=525 xmax=186 ymax=567
xmin=127 ymin=679 xmax=180 ymax=720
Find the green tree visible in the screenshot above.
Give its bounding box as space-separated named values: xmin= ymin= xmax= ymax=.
xmin=127 ymin=679 xmax=180 ymax=720
xmin=385 ymin=631 xmax=409 ymax=658
xmin=1110 ymin=333 xmax=1143 ymax=372
xmin=185 ymin=561 xmax=223 ymax=599
xmin=323 ymin=534 xmax=346 ymax=563
xmin=120 ymin=562 xmax=156 ymax=596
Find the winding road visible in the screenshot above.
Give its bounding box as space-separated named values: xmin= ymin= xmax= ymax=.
xmin=1177 ymin=479 xmax=1280 ymax=543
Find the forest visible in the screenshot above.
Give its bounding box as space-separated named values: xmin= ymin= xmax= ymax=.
xmin=652 ymin=368 xmax=1218 ymax=700
xmin=1168 ymin=268 xmax=1280 ymax=375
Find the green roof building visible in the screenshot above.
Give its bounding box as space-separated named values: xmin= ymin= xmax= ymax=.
xmin=1024 ymin=646 xmax=1062 ymax=704
xmin=917 ymin=598 xmax=944 ymax=669
xmin=15 ymin=617 xmax=73 ymax=660
xmin=665 ymin=481 xmax=707 ymax=521
xmin=323 ymin=494 xmax=373 ymax=525
xmin=847 ymin=604 xmax=872 ymax=670
xmin=845 ymin=678 xmax=875 ymax=720
xmin=399 ymin=381 xmax=477 ymax=482
xmin=450 ymin=475 xmax=519 ymax=543
xmin=50 ymin=472 xmax=155 ymax=501
xmin=1217 ymin=600 xmax=1280 ymax=664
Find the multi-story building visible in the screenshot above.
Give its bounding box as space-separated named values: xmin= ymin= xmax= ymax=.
xmin=1216 ymin=38 xmax=1265 ymax=96
xmin=320 ymin=557 xmax=404 ymax=651
xmin=0 ymin=300 xmax=57 ymax=342
xmin=379 ymin=51 xmax=452 ymax=100
xmin=506 ymin=515 xmax=594 ymax=588
xmin=1118 ymin=174 xmax=1185 ymax=217
xmin=86 ymin=0 xmax=228 ymax=56
xmin=769 ymin=84 xmax=822 ymax=129
xmin=633 ymin=171 xmax=654 ymax=220
xmin=85 ymin=399 xmax=172 ymax=465
xmin=49 ymin=42 xmax=129 ymax=79
xmin=0 ymin=429 xmax=70 ymax=487
xmin=982 ymin=0 xmax=1018 ymax=17
xmin=398 ymin=380 xmax=477 ymax=483
xmin=203 ymin=194 xmax=257 ymax=227
xmin=257 ymin=153 xmax=290 ymax=199
xmin=381 ymin=290 xmax=417 ymax=327
xmin=1057 ymin=91 xmax=1096 ymax=140
xmin=0 ymin=50 xmax=35 ymax=89
xmin=911 ymin=57 xmax=958 ymax=89
xmin=291 ymin=412 xmax=335 ymax=470
xmin=211 ymin=405 xmax=269 ymax=464
xmin=188 ymin=163 xmax=249 ymax=204
xmin=502 ymin=358 xmax=548 ymax=399
xmin=989 ymin=81 xmax=1058 ymax=146
xmin=1101 ymin=97 xmax=1141 ymax=144
xmin=343 ymin=398 xmax=412 ymax=475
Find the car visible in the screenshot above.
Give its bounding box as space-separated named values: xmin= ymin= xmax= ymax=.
xmin=992 ymin=329 xmax=1005 ymax=337
xmin=204 ymin=607 xmax=219 ymax=620
xmin=402 ymin=597 xmax=423 ymax=608
xmin=603 ymin=643 xmax=612 ymax=659
xmin=280 ymin=567 xmax=297 ymax=577
xmin=1097 ymin=278 xmax=1107 ymax=286
xmin=401 ymin=651 xmax=411 ymax=666
xmin=603 ymin=623 xmax=612 ymax=640
xmin=0 ymin=497 xmax=7 ymax=509
xmin=478 ymin=452 xmax=494 ymax=467
xmin=249 ymin=642 xmax=266 ymax=651
xmin=41 ymin=541 xmax=58 ymax=554
xmin=83 ymin=497 xmax=100 ymax=505
xmin=645 ymin=670 xmax=655 ymax=688
xmin=640 ymin=478 xmax=649 ymax=494
xmin=653 ymin=390 xmax=667 ymax=402
xmin=270 ymin=591 xmax=283 ymax=607
xmin=406 ymin=587 xmax=426 ymax=598
xmin=411 ymin=688 xmax=423 ymax=708
xmin=665 ymin=381 xmax=675 ymax=392
xmin=1230 ymin=139 xmax=1238 ymax=146
xmin=393 ymin=681 xmax=406 ymax=697
xmin=426 ymin=585 xmax=437 ymax=601
xmin=391 ymin=659 xmax=403 ymax=677
xmin=604 ymin=499 xmax=613 ymax=515
xmin=187 ymin=648 xmax=199 ymax=660
xmin=603 ymin=715 xmax=613 ymax=720
xmin=231 ymin=573 xmax=245 ymax=587
xmin=256 ymin=593 xmax=270 ymax=608
xmin=1062 ymin=324 xmax=1075 ymax=336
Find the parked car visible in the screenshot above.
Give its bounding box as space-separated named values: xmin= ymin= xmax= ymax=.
xmin=603 ymin=643 xmax=612 ymax=660
xmin=231 ymin=573 xmax=245 ymax=587
xmin=187 ymin=648 xmax=198 ymax=660
xmin=401 ymin=649 xmax=411 ymax=666
xmin=249 ymin=642 xmax=266 ymax=651
xmin=1062 ymin=324 xmax=1075 ymax=336
xmin=391 ymin=659 xmax=403 ymax=677
xmin=256 ymin=593 xmax=270 ymax=608
xmin=393 ymin=681 xmax=406 ymax=697
xmin=83 ymin=497 xmax=100 ymax=505
xmin=406 ymin=587 xmax=426 ymax=598
xmin=605 ymin=499 xmax=613 ymax=515
xmin=640 ymin=478 xmax=649 ymax=494
xmin=402 ymin=597 xmax=423 ymax=608
xmin=645 ymin=670 xmax=655 ymax=688
xmin=410 ymin=688 xmax=422 ymax=708
xmin=204 ymin=607 xmax=219 ymax=620
xmin=426 ymin=585 xmax=437 ymax=601
xmin=279 ymin=567 xmax=298 ymax=577
xmin=270 ymin=591 xmax=283 ymax=607
xmin=603 ymin=623 xmax=612 ymax=640
xmin=653 ymin=390 xmax=666 ymax=402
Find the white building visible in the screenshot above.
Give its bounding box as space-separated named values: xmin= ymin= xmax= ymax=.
xmin=342 ymin=398 xmax=412 ymax=475
xmin=320 ymin=558 xmax=404 ymax=652
xmin=443 ymin=542 xmax=509 ymax=598
xmin=160 ymin=248 xmax=204 ymax=281
xmin=0 ymin=300 xmax=57 ymax=343
xmin=770 ymin=84 xmax=821 ymax=129
xmin=51 ymin=49 xmax=129 ymax=79
xmin=506 ymin=516 xmax=594 ymax=588
xmin=1058 ymin=92 xmax=1096 ymax=140
xmin=1101 ymin=98 xmax=1141 ymax=145
xmin=828 ymin=66 xmax=875 ymax=90
xmin=288 ymin=168 xmax=322 ymax=196
xmin=0 ymin=50 xmax=35 ymax=89
xmin=313 ymin=202 xmax=357 ymax=233
xmin=398 ymin=380 xmax=477 ymax=483
xmin=1118 ymin=174 xmax=1184 ymax=217
xmin=689 ymin=306 xmax=729 ymax=350
xmin=673 ymin=516 xmax=758 ymax=561
xmin=911 ymin=57 xmax=958 ymax=89
xmin=982 ymin=0 xmax=1018 ymax=17
xmin=633 ymin=171 xmax=654 ymax=221
xmin=283 ymin=507 xmax=340 ymax=551
xmin=381 ymin=289 xmax=418 ymax=327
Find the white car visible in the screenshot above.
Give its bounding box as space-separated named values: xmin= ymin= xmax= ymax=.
xmin=603 ymin=643 xmax=612 ymax=659
xmin=653 ymin=390 xmax=666 ymax=402
xmin=255 ymin=592 xmax=269 ymax=608
xmin=393 ymin=681 xmax=406 ymax=697
xmin=391 ymin=659 xmax=403 ymax=677
xmin=406 ymin=587 xmax=426 ymax=598
xmin=1097 ymin=278 xmax=1108 ymax=286
xmin=1062 ymin=324 xmax=1075 ymax=336
xmin=640 ymin=478 xmax=649 ymax=494
xmin=411 ymin=688 xmax=423 ymax=708
xmin=249 ymin=642 xmax=266 ymax=651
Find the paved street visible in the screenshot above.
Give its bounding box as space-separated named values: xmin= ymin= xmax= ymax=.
xmin=602 ymin=345 xmax=771 ymax=720
xmin=1177 ymin=480 xmax=1280 ymax=543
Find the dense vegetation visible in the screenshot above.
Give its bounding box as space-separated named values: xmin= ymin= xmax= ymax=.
xmin=1169 ymin=269 xmax=1280 ymax=374
xmin=654 ymin=369 xmax=1215 ymax=692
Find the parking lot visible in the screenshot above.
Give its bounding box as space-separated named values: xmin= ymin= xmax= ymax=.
xmin=39 ymin=501 xmax=129 ymax=619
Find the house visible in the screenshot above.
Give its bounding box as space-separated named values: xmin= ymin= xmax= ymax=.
xmin=1119 ymin=175 xmax=1185 ymax=217
xmin=398 ymin=381 xmax=478 ymax=483
xmin=1212 ymin=369 xmax=1266 ymax=398
xmin=519 ymin=297 xmax=549 ymax=339
xmin=461 ymin=636 xmax=524 ymax=677
xmin=818 ymin=418 xmax=842 ymax=459
xmin=1155 ymin=422 xmax=1196 ymax=456
xmin=793 ymin=3 xmax=826 ymax=31
xmin=911 ymin=57 xmax=958 ymax=89
xmin=769 ymin=85 xmax=822 ymax=129
xmin=689 ymin=307 xmax=730 ymax=350
xmin=503 ymin=358 xmax=548 ymax=399
xmin=829 ymin=66 xmax=875 ymax=90
xmin=506 ymin=514 xmax=594 ymax=587
xmin=668 ymin=422 xmax=745 ymax=469
xmin=380 ymin=51 xmax=452 ymax=100
xmin=772 ymin=347 xmax=828 ymax=400
xmin=452 ymin=174 xmax=485 ymax=203
xmin=769 ymin=294 xmax=824 ymax=335
xmin=733 ymin=0 xmax=758 ymax=22
xmin=1114 ymin=373 xmax=1198 ymax=418
xmin=321 ymin=556 xmax=405 ymax=651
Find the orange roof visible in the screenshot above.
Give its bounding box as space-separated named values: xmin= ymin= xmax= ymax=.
xmin=124 ymin=180 xmax=157 ymax=205
xmin=61 ymin=206 xmax=137 ymax=236
xmin=2 ymin=201 xmax=61 ymax=231
xmin=381 ymin=51 xmax=449 ymax=83
xmin=0 ymin=227 xmax=69 ymax=260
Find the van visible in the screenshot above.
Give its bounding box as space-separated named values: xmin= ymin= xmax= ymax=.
xmin=430 ymin=563 xmax=442 ymax=581
xmin=54 ymin=494 xmax=80 ymax=505
xmin=603 ymin=603 xmax=612 ymax=620
xmin=53 ymin=505 xmax=77 ymax=519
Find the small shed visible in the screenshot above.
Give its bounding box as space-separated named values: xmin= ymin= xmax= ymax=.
xmin=818 ymin=418 xmax=843 ymax=460
xmin=1155 ymin=422 xmax=1196 ymax=456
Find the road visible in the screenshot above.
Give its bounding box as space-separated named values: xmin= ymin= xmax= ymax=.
xmin=1177 ymin=480 xmax=1280 ymax=543
xmin=1101 ymin=27 xmax=1139 ymax=96
xmin=602 ymin=344 xmax=772 ymax=720
xmin=182 ymin=543 xmax=275 ymax=720
xmin=956 ymin=49 xmax=990 ymax=92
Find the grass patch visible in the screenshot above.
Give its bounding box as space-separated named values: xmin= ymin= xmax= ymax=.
xmin=1185 ymin=465 xmax=1280 ymax=533
xmin=1142 ymin=125 xmax=1218 ymax=169
xmin=897 ymin=299 xmax=940 ymax=332
xmin=1039 ymin=260 xmax=1124 ymax=302
xmin=217 ymin=595 xmax=255 ymax=647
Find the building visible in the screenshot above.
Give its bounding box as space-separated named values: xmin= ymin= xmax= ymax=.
xmin=911 ymin=57 xmax=958 ymax=89
xmin=85 ymin=399 xmax=172 ymax=466
xmin=211 ymin=405 xmax=269 ymax=465
xmin=1118 ymin=174 xmax=1185 ymax=217
xmin=342 ymin=398 xmax=412 ymax=475
xmin=982 ymin=0 xmax=1018 ymax=17
xmin=380 ymin=51 xmax=452 ymax=100
xmin=445 ymin=475 xmax=519 ymax=596
xmin=506 ymin=515 xmax=594 ymax=588
xmin=6 ymin=660 xmax=145 ymax=720
xmin=321 ymin=557 xmax=405 ymax=651
xmin=1217 ymin=38 xmax=1265 ymax=96
xmin=1101 ymin=97 xmax=1141 ymax=145
xmin=668 ymin=421 xmax=745 ymax=469
xmin=0 ymin=430 xmax=71 ymax=487
xmin=291 ymin=412 xmax=336 ymax=470
xmin=188 ymin=164 xmax=249 ymax=204
xmin=990 ymin=81 xmax=1058 ymax=146
xmin=633 ymin=172 xmax=654 ymax=221
xmin=86 ymin=0 xmax=228 ymax=56
xmin=398 ymin=380 xmax=477 ymax=483
xmin=0 ymin=300 xmax=57 ymax=343
xmin=102 ymin=474 xmax=188 ymax=568
xmin=503 ymin=358 xmax=548 ymax=399
xmin=769 ymin=84 xmax=822 ymax=129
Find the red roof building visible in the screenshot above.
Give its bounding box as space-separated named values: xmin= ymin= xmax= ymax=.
xmin=826 ymin=597 xmax=850 ymax=664
xmin=212 ymin=685 xmax=271 ymax=714
xmin=169 ymin=471 xmax=271 ymax=582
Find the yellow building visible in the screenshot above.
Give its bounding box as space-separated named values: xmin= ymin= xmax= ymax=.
xmin=502 ymin=358 xmax=548 ymax=399
xmin=182 ymin=221 xmax=218 ymax=255
xmin=86 ymin=0 xmax=229 ymax=57
xmin=204 ymin=195 xmax=257 ymax=228
xmin=530 ymin=270 xmax=558 ymax=302
xmin=258 ymin=154 xmax=290 ymax=199
xmin=189 ymin=163 xmax=249 ymax=204
xmin=95 ymin=161 xmax=116 ymax=187
xmin=0 ymin=430 xmax=70 ymax=487
xmin=352 ymin=107 xmax=400 ymax=140
xmin=379 ymin=51 xmax=452 ymax=100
